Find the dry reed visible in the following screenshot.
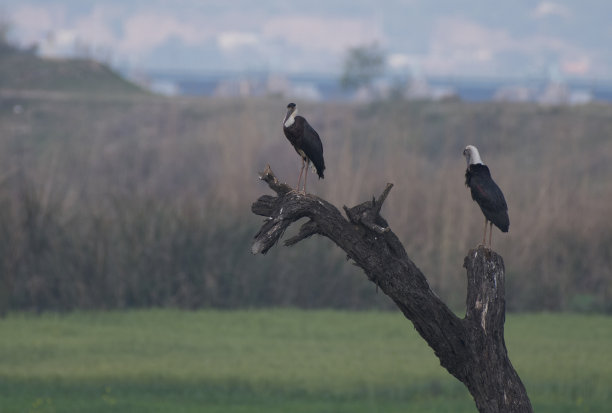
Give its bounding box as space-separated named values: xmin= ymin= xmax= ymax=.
xmin=0 ymin=95 xmax=610 ymax=312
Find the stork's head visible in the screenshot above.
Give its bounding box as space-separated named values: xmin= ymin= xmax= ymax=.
xmin=284 ymin=102 xmax=297 ymax=127
xmin=463 ymin=145 xmax=483 ymax=167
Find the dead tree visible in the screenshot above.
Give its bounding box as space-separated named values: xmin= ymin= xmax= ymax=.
xmin=251 ymin=166 xmax=532 ymax=413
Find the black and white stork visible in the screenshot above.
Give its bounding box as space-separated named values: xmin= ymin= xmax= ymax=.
xmin=282 ymin=102 xmax=325 ymax=193
xmin=463 ymin=145 xmax=509 ymax=248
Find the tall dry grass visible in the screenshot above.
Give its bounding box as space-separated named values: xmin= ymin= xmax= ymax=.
xmin=0 ymin=94 xmax=610 ymax=312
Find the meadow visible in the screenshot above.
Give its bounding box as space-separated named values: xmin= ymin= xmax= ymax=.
xmin=0 ymin=309 xmax=611 ymax=412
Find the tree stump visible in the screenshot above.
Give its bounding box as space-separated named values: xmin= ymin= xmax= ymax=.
xmin=251 ymin=165 xmax=532 ymax=413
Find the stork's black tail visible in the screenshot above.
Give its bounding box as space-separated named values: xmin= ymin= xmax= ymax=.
xmin=312 ymin=155 xmax=325 ymax=179
xmin=490 ymin=209 xmax=509 ymax=232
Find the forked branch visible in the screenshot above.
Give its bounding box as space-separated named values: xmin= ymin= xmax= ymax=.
xmin=251 ymin=166 xmax=532 ymax=413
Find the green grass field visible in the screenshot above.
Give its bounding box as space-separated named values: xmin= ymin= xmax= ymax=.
xmin=0 ymin=310 xmax=610 ymax=412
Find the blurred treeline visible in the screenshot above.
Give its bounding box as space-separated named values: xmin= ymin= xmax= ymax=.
xmin=0 ymin=94 xmax=611 ymax=313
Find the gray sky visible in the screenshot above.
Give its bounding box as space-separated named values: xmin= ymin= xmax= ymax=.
xmin=2 ymin=1 xmax=610 ymax=78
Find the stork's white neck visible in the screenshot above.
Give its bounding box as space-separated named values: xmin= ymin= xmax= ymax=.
xmin=284 ymin=108 xmax=297 ymax=127
xmin=466 ymin=145 xmax=483 ymax=165
xmin=469 ymin=151 xmax=483 ymax=165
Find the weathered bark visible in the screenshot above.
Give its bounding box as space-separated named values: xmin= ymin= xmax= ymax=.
xmin=251 ymin=165 xmax=532 ymax=413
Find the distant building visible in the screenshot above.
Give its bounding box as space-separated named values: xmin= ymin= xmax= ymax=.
xmin=493 ymin=86 xmax=533 ymax=103
xmin=404 ymin=76 xmax=457 ymax=101
xmin=568 ymin=89 xmax=593 ymax=105
xmin=289 ymin=83 xmax=323 ymax=101
xmin=266 ymin=74 xmax=290 ymax=97
xmin=538 ymin=81 xmax=570 ymax=105
xmin=150 ymin=80 xmax=180 ymax=96
xmin=405 ymin=77 xmax=432 ymax=100
xmin=213 ymin=77 xmax=257 ymax=98
xmin=352 ymin=85 xmax=375 ymax=103
xmin=493 ymin=80 xmax=593 ymax=106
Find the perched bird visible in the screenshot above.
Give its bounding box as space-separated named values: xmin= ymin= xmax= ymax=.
xmin=282 ymin=102 xmax=325 ymax=193
xmin=463 ymin=145 xmax=509 ymax=248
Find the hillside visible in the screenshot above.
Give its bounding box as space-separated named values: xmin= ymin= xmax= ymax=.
xmin=0 ymin=45 xmax=145 ymax=95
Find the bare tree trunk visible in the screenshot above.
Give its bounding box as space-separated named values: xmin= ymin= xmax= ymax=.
xmin=250 ymin=166 xmax=533 ymax=412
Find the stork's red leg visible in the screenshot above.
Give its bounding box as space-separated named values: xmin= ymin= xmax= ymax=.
xmin=303 ymin=160 xmax=309 ymax=194
xmin=489 ymin=222 xmax=493 ymax=249
xmin=297 ymin=158 xmax=305 ymax=191
xmin=482 ymin=217 xmax=488 ymax=247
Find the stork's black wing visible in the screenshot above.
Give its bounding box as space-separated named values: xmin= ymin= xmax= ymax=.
xmin=466 ymin=164 xmax=509 ymax=231
xmin=299 ymin=117 xmax=325 ymax=178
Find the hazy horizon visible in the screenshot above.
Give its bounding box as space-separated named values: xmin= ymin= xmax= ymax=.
xmin=1 ymin=1 xmax=610 ymax=80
